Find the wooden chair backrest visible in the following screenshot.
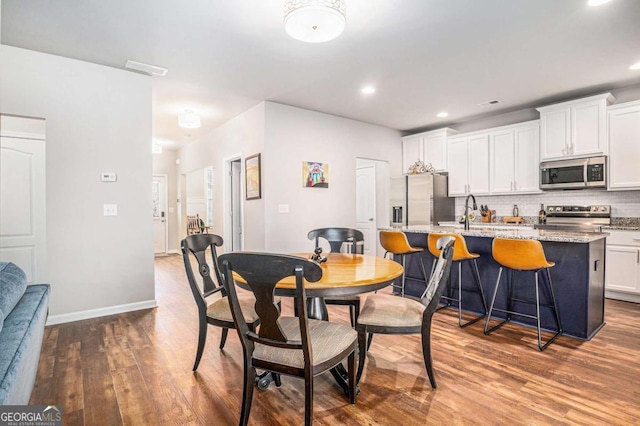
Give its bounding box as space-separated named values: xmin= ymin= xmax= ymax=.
xmin=307 ymin=227 xmax=364 ymax=254
xmin=421 ymin=236 xmax=455 ymax=315
xmin=187 ymin=214 xmax=201 ymax=235
xmin=181 ymin=234 xmax=225 ymax=313
xmin=219 ymin=252 xmax=322 ymax=354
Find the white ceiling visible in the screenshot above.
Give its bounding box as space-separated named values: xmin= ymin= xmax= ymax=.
xmin=2 ymin=0 xmax=640 ymax=149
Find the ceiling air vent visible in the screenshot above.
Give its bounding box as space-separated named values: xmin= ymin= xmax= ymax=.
xmin=125 ymin=60 xmax=168 ymax=76
xmin=478 ymin=99 xmax=501 ymax=107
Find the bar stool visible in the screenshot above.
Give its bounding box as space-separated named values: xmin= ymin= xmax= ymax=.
xmin=379 ymin=230 xmax=428 ymax=297
xmin=484 ymin=238 xmax=562 ymax=351
xmin=427 ymin=233 xmax=487 ymax=328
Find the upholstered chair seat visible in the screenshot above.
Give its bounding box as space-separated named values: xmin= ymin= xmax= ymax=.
xmin=358 ymin=294 xmax=426 ymax=329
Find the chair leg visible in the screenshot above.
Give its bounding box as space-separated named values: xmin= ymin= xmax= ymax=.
xmin=219 ymin=327 xmax=229 ymax=349
xmin=193 ymin=314 xmax=208 ymax=371
xmin=240 ymin=365 xmax=256 ymax=426
xmin=349 ymin=305 xmax=356 ymax=328
xmin=348 ymin=351 xmax=356 ymax=404
xmin=536 ymin=269 xmax=562 ymax=351
xmin=421 ymin=316 xmax=437 ymax=389
xmin=484 ymin=267 xmax=505 ymax=335
xmin=401 ymin=255 xmax=406 ymax=296
xmin=272 ymin=372 xmax=282 ymax=387
xmin=357 ymin=330 xmax=368 ymax=383
xmin=304 ymin=372 xmax=314 ymax=426
xmin=547 ymin=268 xmax=563 ymax=334
xmin=367 ymin=333 xmax=373 ymax=350
xmin=473 ymin=259 xmax=488 ymax=312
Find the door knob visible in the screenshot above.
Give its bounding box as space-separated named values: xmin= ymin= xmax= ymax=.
xmin=369 ymin=218 xmax=374 ymax=221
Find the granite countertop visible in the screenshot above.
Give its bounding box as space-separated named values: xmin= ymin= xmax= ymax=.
xmin=603 ymin=225 xmax=640 ymax=231
xmin=603 ymin=218 xmax=640 ymax=232
xmin=381 ymin=225 xmax=608 ymax=243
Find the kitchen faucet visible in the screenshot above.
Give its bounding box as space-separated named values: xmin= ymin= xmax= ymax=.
xmin=464 ymin=194 xmax=477 ymax=231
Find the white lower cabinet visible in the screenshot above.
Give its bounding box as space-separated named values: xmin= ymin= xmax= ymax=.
xmin=605 ymin=230 xmax=640 ymax=302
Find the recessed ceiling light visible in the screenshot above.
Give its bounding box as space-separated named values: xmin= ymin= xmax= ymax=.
xmin=630 ymin=62 xmax=640 ymax=70
xmin=587 ymin=0 xmax=612 ymax=6
xmin=437 ymin=112 xmax=449 ymax=118
xmin=361 ymin=86 xmax=376 ymax=94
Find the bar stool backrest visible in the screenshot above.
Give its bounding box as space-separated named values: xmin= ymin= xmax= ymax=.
xmin=379 ymin=230 xmax=413 ymax=254
xmin=492 ymin=238 xmax=554 ymax=270
xmin=427 ymin=233 xmax=474 ymax=261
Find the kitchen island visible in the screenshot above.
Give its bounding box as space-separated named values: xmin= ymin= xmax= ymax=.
xmin=383 ymin=225 xmax=608 ymax=340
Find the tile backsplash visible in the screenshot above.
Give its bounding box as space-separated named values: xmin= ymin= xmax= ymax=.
xmin=455 ymin=189 xmax=640 ymax=218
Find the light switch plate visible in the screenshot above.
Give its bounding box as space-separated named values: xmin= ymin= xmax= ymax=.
xmin=278 ymin=204 xmax=289 ymax=213
xmin=101 ymin=172 xmax=117 ymax=182
xmin=103 ymin=204 xmax=118 ymax=216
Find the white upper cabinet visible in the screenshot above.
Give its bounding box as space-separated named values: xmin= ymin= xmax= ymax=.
xmin=490 ymin=121 xmax=540 ymax=194
xmin=401 ymin=128 xmax=457 ymax=174
xmin=608 ymin=101 xmax=640 ymax=190
xmin=401 ymin=134 xmax=423 ymax=174
xmin=514 ymin=124 xmax=540 ymax=193
xmin=538 ymin=93 xmax=614 ymax=161
xmin=447 ymin=133 xmax=490 ymax=196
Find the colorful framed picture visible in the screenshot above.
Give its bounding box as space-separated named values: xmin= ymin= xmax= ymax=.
xmin=303 ymin=161 xmax=329 ymax=188
xmin=245 ymin=153 xmax=261 ymax=200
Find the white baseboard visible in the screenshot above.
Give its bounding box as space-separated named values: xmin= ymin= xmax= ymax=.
xmin=46 ymin=299 xmax=158 ymax=326
xmin=167 ymin=249 xmax=180 ymax=254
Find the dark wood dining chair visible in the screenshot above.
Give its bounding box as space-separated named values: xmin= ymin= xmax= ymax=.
xmin=186 ymin=214 xmax=202 ymax=235
xmin=356 ymin=236 xmax=455 ymax=389
xmin=181 ymin=233 xmax=263 ymax=371
xmin=219 ymin=252 xmax=358 ymax=426
xmin=307 ymin=227 xmax=364 ymax=326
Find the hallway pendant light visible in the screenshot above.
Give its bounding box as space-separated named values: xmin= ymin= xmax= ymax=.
xmin=284 ymin=0 xmax=346 ymax=43
xmin=178 ymin=109 xmax=201 ymax=129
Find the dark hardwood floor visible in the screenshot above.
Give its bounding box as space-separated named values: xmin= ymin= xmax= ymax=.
xmin=31 ymin=254 xmax=640 ymax=425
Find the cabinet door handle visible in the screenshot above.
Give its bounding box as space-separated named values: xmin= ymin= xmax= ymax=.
xmin=632 ymin=238 xmax=640 ymax=242
xmin=514 ymin=181 xmax=517 ymax=191
xmin=637 ymin=251 xmax=639 ymax=264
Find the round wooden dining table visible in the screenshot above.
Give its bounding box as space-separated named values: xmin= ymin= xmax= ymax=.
xmin=234 ymin=252 xmax=403 ymax=396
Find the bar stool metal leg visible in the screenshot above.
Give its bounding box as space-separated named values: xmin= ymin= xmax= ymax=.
xmin=484 ymin=267 xmax=509 ymax=334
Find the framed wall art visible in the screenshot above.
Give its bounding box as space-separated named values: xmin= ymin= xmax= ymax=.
xmin=245 ymin=153 xmax=261 ymax=200
xmin=302 ymin=161 xmax=329 ymax=188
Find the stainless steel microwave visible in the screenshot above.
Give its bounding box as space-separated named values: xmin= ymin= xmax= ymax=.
xmin=540 ymin=156 xmax=606 ymax=190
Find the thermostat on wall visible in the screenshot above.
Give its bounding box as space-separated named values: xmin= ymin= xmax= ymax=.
xmin=101 ymin=172 xmax=117 ymax=182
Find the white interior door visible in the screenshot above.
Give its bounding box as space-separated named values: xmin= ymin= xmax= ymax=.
xmin=0 ymin=117 xmax=46 ymax=283
xmin=231 ymin=160 xmax=242 ymax=251
xmin=152 ymin=175 xmax=167 ymax=254
xmin=356 ymin=165 xmax=376 ymax=255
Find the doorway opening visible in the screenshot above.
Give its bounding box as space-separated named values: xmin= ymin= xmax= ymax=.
xmin=355 ymin=158 xmax=390 ymax=257
xmin=224 ymin=154 xmax=244 ymax=251
xmin=152 ymin=174 xmax=168 ymax=255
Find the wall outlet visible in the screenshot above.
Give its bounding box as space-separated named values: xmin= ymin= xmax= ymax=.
xmin=278 ymin=204 xmax=289 ymax=213
xmin=103 ymin=204 xmax=118 ymax=216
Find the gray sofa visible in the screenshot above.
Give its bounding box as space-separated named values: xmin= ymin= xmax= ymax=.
xmin=0 ymin=261 xmax=50 ymax=405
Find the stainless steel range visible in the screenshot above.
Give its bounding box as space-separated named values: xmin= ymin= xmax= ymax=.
xmin=534 ymin=205 xmax=611 ymax=232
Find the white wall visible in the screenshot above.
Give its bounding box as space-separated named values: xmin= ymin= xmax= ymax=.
xmin=264 ymin=102 xmax=402 ymax=253
xmin=152 ymin=150 xmax=179 ymax=252
xmin=178 ymin=102 xmax=265 ymax=251
xmin=0 ymin=45 xmax=155 ymax=319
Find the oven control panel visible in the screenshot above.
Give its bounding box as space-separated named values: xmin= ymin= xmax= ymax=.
xmin=546 ymin=205 xmax=610 ymax=216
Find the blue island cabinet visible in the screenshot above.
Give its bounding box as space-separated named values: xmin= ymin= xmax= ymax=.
xmin=396 ymin=231 xmax=606 ymax=340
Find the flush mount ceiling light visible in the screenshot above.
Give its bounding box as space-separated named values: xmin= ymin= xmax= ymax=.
xmin=125 ymin=60 xmax=168 ymax=76
xmin=437 ymin=111 xmax=449 ymax=118
xmin=178 ymin=109 xmax=201 ymax=129
xmin=630 ymin=62 xmax=640 ymax=70
xmin=361 ymin=86 xmax=376 ymax=94
xmin=284 ymin=0 xmax=346 ymax=43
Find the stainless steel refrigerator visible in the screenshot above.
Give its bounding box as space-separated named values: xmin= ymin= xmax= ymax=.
xmin=390 ymin=174 xmax=455 ymax=226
